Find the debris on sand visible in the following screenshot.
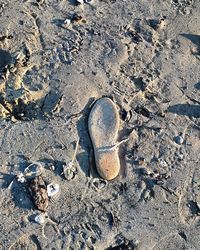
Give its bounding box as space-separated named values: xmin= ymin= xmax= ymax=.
xmin=33 ymin=213 xmax=60 ymax=239
xmin=34 ymin=213 xmax=46 ymax=225
xmin=92 ymin=178 xmax=107 ymax=191
xmin=63 ymin=18 xmax=71 ymax=28
xmin=76 ymin=0 xmax=94 ymax=4
xmin=76 ymin=0 xmax=84 ymax=4
xmin=23 ymin=162 xmax=45 ymax=178
xmin=27 ymin=175 xmax=49 ymax=212
xmin=63 ymin=139 xmax=79 ymax=180
xmin=174 ymin=135 xmax=184 ymax=145
xmin=47 ymin=182 xmax=60 ymax=203
xmin=62 ymin=14 xmax=86 ymax=29
xmin=16 ymin=172 xmax=26 ymax=183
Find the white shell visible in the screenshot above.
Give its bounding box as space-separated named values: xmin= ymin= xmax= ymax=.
xmin=77 ymin=0 xmax=84 ymax=4
xmin=92 ymin=178 xmax=107 ymax=190
xmin=16 ymin=173 xmax=26 ymax=183
xmin=24 ymin=162 xmax=44 ymax=178
xmin=47 ymin=163 xmax=55 ymax=171
xmin=34 ymin=214 xmax=45 ymax=225
xmin=64 ymin=19 xmax=71 ymax=26
xmin=85 ymin=0 xmax=93 ymax=3
xmin=47 ymin=183 xmax=60 ymax=198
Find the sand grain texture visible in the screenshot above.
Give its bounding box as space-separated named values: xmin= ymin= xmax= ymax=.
xmin=0 ymin=0 xmax=199 ymax=249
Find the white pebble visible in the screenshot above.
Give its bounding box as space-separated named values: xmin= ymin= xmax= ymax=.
xmin=34 ymin=214 xmax=45 ymax=225
xmin=47 ymin=183 xmax=60 ymax=198
xmin=64 ymin=19 xmax=71 ymax=27
xmin=175 ymin=135 xmax=184 ymax=145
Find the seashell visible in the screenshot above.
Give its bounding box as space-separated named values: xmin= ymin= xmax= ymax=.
xmin=16 ymin=172 xmax=26 ymax=183
xmin=47 ymin=183 xmax=60 ymax=203
xmin=84 ymin=0 xmax=93 ymax=3
xmin=47 ymin=163 xmax=55 ymax=171
xmin=92 ymin=178 xmax=107 ymax=190
xmin=27 ymin=176 xmax=48 ymax=212
xmin=76 ymin=0 xmax=84 ymax=4
xmin=34 ymin=213 xmax=46 ymax=225
xmin=63 ymin=19 xmax=71 ymax=27
xmin=63 ymin=162 xmax=77 ymax=180
xmin=24 ymin=162 xmax=45 ymax=179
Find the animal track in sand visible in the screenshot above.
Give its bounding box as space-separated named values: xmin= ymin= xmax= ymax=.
xmin=62 ymin=223 xmax=102 ymax=249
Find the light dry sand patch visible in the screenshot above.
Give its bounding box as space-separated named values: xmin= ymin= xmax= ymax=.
xmin=0 ymin=0 xmax=199 ymax=249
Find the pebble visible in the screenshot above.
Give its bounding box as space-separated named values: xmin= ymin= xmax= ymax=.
xmin=34 ymin=214 xmax=46 ymax=225
xmin=63 ymin=162 xmax=77 ymax=180
xmin=174 ymin=135 xmax=184 ymax=145
xmin=159 ymin=159 xmax=168 ymax=168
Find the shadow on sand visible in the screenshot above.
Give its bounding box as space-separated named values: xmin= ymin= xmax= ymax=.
xmin=168 ymin=104 xmax=200 ymax=118
xmin=76 ymin=97 xmax=98 ymax=177
xmin=181 ymin=33 xmax=200 ymax=53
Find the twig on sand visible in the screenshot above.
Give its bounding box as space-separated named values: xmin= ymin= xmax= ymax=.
xmin=177 ymin=186 xmax=185 ymax=223
xmin=61 ymin=138 xmax=80 ymax=176
xmin=159 ymin=185 xmax=178 ymax=197
xmin=71 ymin=138 xmax=80 ymax=164
xmin=7 ymin=176 xmax=16 ymax=189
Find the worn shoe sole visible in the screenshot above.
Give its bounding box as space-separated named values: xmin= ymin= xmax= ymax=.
xmin=88 ymin=97 xmax=120 ymax=180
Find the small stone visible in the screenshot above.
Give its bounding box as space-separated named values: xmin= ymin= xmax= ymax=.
xmin=63 ymin=162 xmax=77 ymax=180
xmin=174 ymin=135 xmax=184 ymax=145
xmin=34 ymin=214 xmax=46 ymax=225
xmin=159 ymin=159 xmax=168 ymax=168
xmin=143 ymin=189 xmax=153 ymax=201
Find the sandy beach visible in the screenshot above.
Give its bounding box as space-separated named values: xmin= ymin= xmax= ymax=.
xmin=0 ymin=0 xmax=199 ymax=249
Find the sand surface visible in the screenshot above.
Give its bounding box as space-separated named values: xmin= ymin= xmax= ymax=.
xmin=0 ymin=0 xmax=199 ymax=249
